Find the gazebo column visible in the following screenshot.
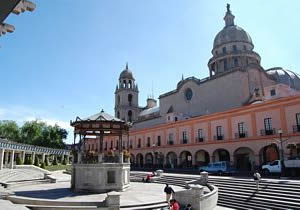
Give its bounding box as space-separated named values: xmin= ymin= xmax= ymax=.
xmin=78 ymin=152 xmax=82 ymax=163
xmin=98 ymin=134 xmax=104 ymax=163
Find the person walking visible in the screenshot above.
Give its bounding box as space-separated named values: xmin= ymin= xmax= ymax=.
xmin=253 ymin=170 xmax=261 ymax=190
xmin=164 ymin=184 xmax=175 ymax=205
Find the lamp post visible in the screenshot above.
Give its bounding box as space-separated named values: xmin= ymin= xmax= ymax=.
xmin=278 ymin=129 xmax=284 ymax=161
xmin=276 ymin=129 xmax=289 ymax=176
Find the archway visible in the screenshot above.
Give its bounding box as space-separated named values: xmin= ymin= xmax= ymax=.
xmin=212 ymin=149 xmax=230 ymax=162
xmin=166 ymin=152 xmax=177 ymax=168
xmin=155 ymin=152 xmax=164 ymax=168
xmin=130 ymin=154 xmax=135 ymax=165
xmin=128 ymin=110 xmax=132 ymax=122
xmin=194 ymin=150 xmax=210 ymax=167
xmin=259 ymin=145 xmax=279 ymax=165
xmin=234 ymin=147 xmax=255 ymax=171
xmin=179 ymin=151 xmax=192 ymax=168
xmin=136 ymin=153 xmax=144 ymax=167
xmin=145 ymin=153 xmax=153 ymax=167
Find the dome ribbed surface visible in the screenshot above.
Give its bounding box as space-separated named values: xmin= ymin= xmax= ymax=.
xmin=213 ymin=25 xmax=252 ymax=48
xmin=266 ymin=67 xmax=300 ymax=90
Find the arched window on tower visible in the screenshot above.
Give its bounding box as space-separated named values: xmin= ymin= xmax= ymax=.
xmin=128 ymin=94 xmax=133 ymax=106
xmin=117 ymin=95 xmax=120 ymax=105
xmin=117 ymin=111 xmax=120 ymax=119
xmin=129 ymin=80 xmax=132 ymax=88
xmin=128 ymin=110 xmax=133 ymax=122
xmin=123 ymin=80 xmax=127 ymax=88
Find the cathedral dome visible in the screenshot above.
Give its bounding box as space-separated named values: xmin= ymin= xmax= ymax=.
xmin=119 ymin=63 xmax=134 ymax=80
xmin=266 ymin=67 xmax=300 ymax=90
xmin=213 ymin=25 xmax=253 ymax=48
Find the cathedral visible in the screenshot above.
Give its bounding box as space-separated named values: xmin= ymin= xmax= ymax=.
xmin=86 ymin=5 xmax=300 ymax=170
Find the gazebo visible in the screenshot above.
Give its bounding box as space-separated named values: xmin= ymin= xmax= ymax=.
xmin=70 ymin=109 xmax=130 ymax=193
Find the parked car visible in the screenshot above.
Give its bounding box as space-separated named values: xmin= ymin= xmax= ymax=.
xmin=199 ymin=161 xmax=235 ymax=175
xmin=262 ymin=159 xmax=300 ymax=176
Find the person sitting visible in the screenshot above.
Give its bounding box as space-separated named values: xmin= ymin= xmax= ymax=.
xmin=170 ymin=199 xmax=180 ymax=210
xmin=145 ymin=173 xmax=152 ymax=182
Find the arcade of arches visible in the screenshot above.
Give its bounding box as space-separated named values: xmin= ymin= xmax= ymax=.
xmin=130 ymin=145 xmax=283 ymax=171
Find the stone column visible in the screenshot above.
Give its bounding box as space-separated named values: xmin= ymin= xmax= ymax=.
xmin=4 ymin=151 xmax=8 ymax=167
xmin=200 ymin=171 xmax=209 ymax=185
xmin=106 ymin=191 xmax=120 ymax=210
xmin=0 ymin=149 xmax=5 ymax=170
xmin=9 ymin=150 xmax=15 ymax=169
xmin=21 ymin=151 xmax=26 ymax=164
xmin=32 ymin=152 xmax=35 ymax=164
xmin=42 ymin=153 xmax=45 ymax=163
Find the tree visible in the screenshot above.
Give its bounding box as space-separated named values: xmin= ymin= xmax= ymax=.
xmin=0 ymin=120 xmax=20 ymax=141
xmin=20 ymin=120 xmax=67 ymax=149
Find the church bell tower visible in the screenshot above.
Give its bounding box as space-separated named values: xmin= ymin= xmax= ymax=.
xmin=115 ymin=63 xmax=139 ymax=123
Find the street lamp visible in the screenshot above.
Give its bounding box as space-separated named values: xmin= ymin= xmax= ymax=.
xmin=275 ymin=129 xmax=289 ymax=176
xmin=152 ymin=144 xmax=156 ymax=165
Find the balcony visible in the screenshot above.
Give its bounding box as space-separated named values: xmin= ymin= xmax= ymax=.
xmin=181 ymin=139 xmax=188 ymax=144
xmin=168 ymin=141 xmax=174 ymax=145
xmin=234 ymin=131 xmax=248 ymax=139
xmin=293 ymin=125 xmax=300 ymax=133
xmin=260 ymin=128 xmax=276 ymax=136
xmin=195 ymin=137 xmax=205 ymax=142
xmin=214 ymin=135 xmax=223 ymax=140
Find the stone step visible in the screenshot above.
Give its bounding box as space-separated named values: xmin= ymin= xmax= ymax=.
xmin=217 ymin=187 xmax=300 ymax=200
xmin=25 ymin=205 xmax=98 ymax=210
xmin=218 ymin=191 xmax=300 ymax=209
xmin=212 ymin=181 xmax=300 ymax=195
xmin=217 ymin=198 xmax=275 ymax=210
xmin=6 ymin=179 xmax=51 ymax=189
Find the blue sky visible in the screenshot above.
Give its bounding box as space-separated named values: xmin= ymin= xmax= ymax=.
xmin=1 ymin=1 xmax=300 ymax=144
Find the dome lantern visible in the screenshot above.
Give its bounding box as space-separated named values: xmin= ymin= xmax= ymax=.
xmin=224 ymin=4 xmax=235 ymax=27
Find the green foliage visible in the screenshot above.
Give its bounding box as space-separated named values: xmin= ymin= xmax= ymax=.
xmin=16 ymin=156 xmax=23 ymax=165
xmin=24 ymin=156 xmax=33 ymax=165
xmin=0 ymin=120 xmax=67 ymax=149
xmin=53 ymin=157 xmax=58 ymax=165
xmin=45 ymin=156 xmax=49 ymax=166
xmin=40 ymin=162 xmax=45 ymax=169
xmin=45 ymin=164 xmax=71 ymax=172
xmin=34 ymin=156 xmax=39 ymax=166
xmin=0 ymin=120 xmax=21 ymax=141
